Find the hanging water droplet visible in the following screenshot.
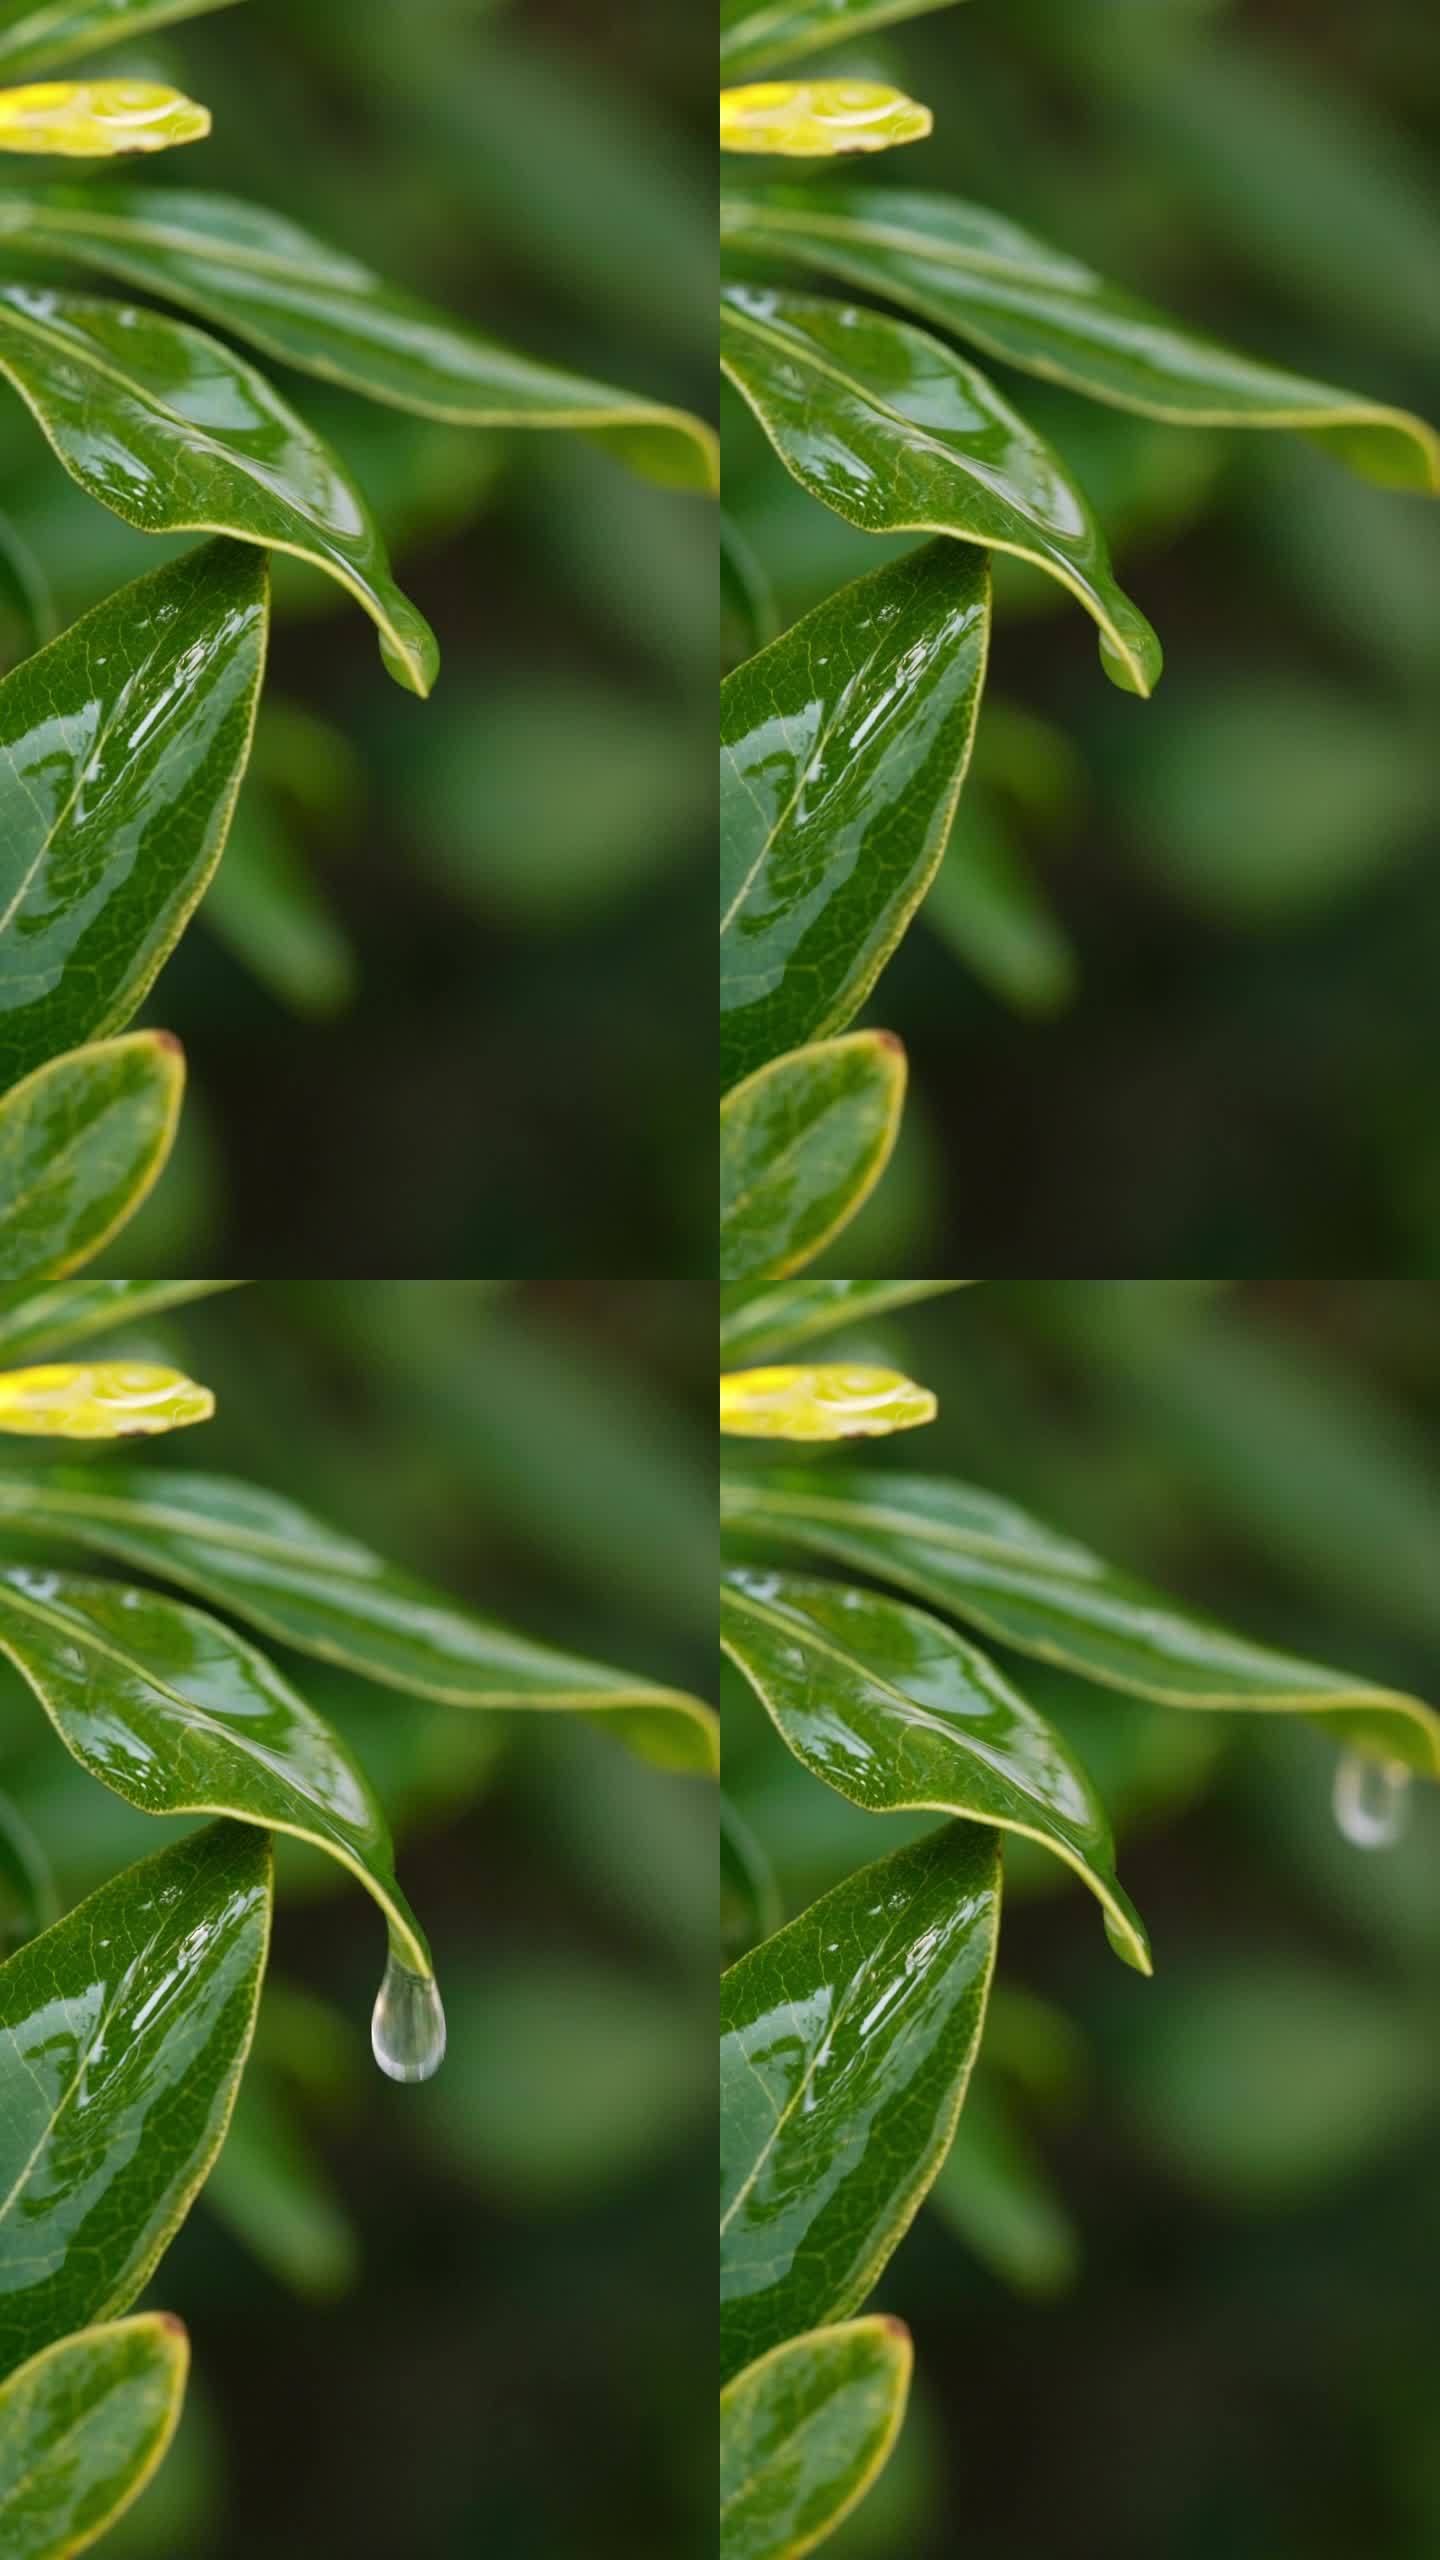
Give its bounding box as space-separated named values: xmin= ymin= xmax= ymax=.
xmin=371 ymin=1951 xmax=447 ymax=2083
xmin=1331 ymin=1749 xmax=1412 ymax=1851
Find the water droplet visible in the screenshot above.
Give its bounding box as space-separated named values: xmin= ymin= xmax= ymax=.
xmin=371 ymin=1952 xmax=446 ymax=2083
xmin=1331 ymin=1749 xmax=1412 ymax=1851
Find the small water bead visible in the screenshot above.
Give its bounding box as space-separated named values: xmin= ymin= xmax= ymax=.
xmin=1331 ymin=1749 xmax=1412 ymax=1851
xmin=371 ymin=1952 xmax=447 ymax=2083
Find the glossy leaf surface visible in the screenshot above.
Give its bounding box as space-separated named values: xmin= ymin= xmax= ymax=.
xmin=0 ymin=1032 xmax=183 ymax=1291
xmin=720 ymin=1278 xmax=970 ymax=1362
xmin=0 ymin=1793 xmax=54 ymax=1955
xmin=720 ymin=284 xmax=1162 ymax=694
xmin=0 ymin=1470 xmax=718 ymax=1776
xmin=0 ymin=1568 xmax=433 ymax=1972
xmin=0 ymin=186 xmax=719 ymax=494
xmin=720 ymin=2317 xmax=912 ymax=2560
xmin=721 ymin=0 xmax=968 ymax=80
xmin=0 ymin=288 xmax=436 ymax=693
xmin=0 ymin=1823 xmax=269 ymax=2370
xmin=0 ymin=2314 xmax=188 ymax=2559
xmin=720 ymin=1565 xmax=1150 ymax=1969
xmin=720 ymin=1469 xmax=1440 ymax=1774
xmin=0 ymin=0 xmax=239 ymax=79
xmin=0 ymin=81 xmax=208 ymax=156
xmin=0 ymin=1279 xmax=239 ymax=1364
xmin=721 ymin=541 xmax=988 ymax=1085
xmin=720 ymin=1365 xmax=937 ymax=1441
xmin=0 ymin=1362 xmax=212 ymax=1437
xmin=0 ymin=542 xmax=267 ymax=1086
xmin=720 ymin=1033 xmax=906 ymax=1284
xmin=721 ymin=185 xmax=1440 ymax=494
xmin=720 ymin=1821 xmax=999 ymax=2379
xmin=720 ymin=82 xmax=932 ymax=158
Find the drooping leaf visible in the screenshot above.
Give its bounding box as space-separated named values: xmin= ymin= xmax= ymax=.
xmin=0 ymin=542 xmax=268 ymax=1087
xmin=721 ymin=1033 xmax=907 ymax=1284
xmin=0 ymin=1032 xmax=184 ymax=1292
xmin=0 ymin=0 xmax=240 ymax=80
xmin=721 ymin=1794 xmax=783 ymax=1966
xmin=0 ymin=1362 xmax=212 ymax=1437
xmin=0 ymin=1822 xmax=270 ymax=2371
xmin=0 ymin=2313 xmax=188 ymax=2560
xmin=0 ymin=80 xmax=209 ymax=157
xmin=721 ymin=542 xmax=989 ymax=1086
xmin=720 ymin=1365 xmax=937 ymax=1441
xmin=0 ymin=187 xmax=719 ymax=494
xmin=720 ymin=1820 xmax=999 ymax=2380
xmin=720 ymin=1278 xmax=971 ymax=1362
xmin=719 ymin=1468 xmax=1440 ymax=1774
xmin=0 ymin=1472 xmax=719 ymax=1776
xmin=0 ymin=1567 xmax=435 ymax=1974
xmin=0 ymin=1279 xmax=240 ymax=1364
xmin=0 ymin=1791 xmax=55 ymax=1954
xmin=721 ymin=0 xmax=969 ymax=81
xmin=720 ymin=284 xmax=1163 ymax=695
xmin=720 ymin=82 xmax=932 ymax=159
xmin=719 ymin=185 xmax=1440 ymax=494
xmin=0 ymin=288 xmax=437 ymax=693
xmin=720 ymin=1565 xmax=1151 ymax=1970
xmin=720 ymin=2317 xmax=913 ymax=2560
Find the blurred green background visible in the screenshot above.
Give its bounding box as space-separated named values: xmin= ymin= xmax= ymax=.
xmin=0 ymin=1281 xmax=714 ymax=2558
xmin=724 ymin=1280 xmax=1440 ymax=2560
xmin=0 ymin=0 xmax=713 ymax=1273
xmin=722 ymin=0 xmax=1440 ymax=1274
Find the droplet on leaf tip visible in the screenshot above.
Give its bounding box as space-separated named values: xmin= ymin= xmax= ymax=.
xmin=371 ymin=1950 xmax=446 ymax=2083
xmin=1331 ymin=1748 xmax=1411 ymax=1851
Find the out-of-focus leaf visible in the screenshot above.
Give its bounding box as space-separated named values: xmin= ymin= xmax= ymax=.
xmin=0 ymin=542 xmax=267 ymax=1086
xmin=0 ymin=288 xmax=437 ymax=693
xmin=0 ymin=2313 xmax=188 ymax=2560
xmin=721 ymin=185 xmax=1440 ymax=492
xmin=0 ymin=1280 xmax=238 ymax=1364
xmin=0 ymin=1362 xmax=212 ymax=1438
xmin=0 ymin=507 xmax=52 ymax=670
xmin=722 ymin=509 xmax=779 ymax=670
xmin=921 ymin=788 xmax=1076 ymax=1016
xmin=0 ymin=187 xmax=719 ymax=494
xmin=0 ymin=0 xmax=240 ymax=79
xmin=721 ymin=0 xmax=969 ymax=80
xmin=201 ymin=792 xmax=355 ymax=1020
xmin=720 ymin=1565 xmax=1151 ymax=1970
xmin=719 ymin=1468 xmax=1440 ymax=1774
xmin=0 ymin=1788 xmax=54 ymax=1952
xmin=720 ymin=286 xmax=1162 ymax=694
xmin=721 ymin=1034 xmax=908 ymax=1285
xmin=204 ymin=2070 xmax=358 ymax=2300
xmin=927 ymin=2077 xmax=1078 ymax=2297
xmin=721 ymin=542 xmax=988 ymax=1086
xmin=0 ymin=1032 xmax=183 ymax=1292
xmin=0 ymin=1823 xmax=270 ymax=2369
xmin=722 ymin=1792 xmax=784 ymax=1964
xmin=720 ymin=1279 xmax=970 ymax=1362
xmin=0 ymin=81 xmax=209 ymax=157
xmin=720 ymin=82 xmax=932 ymax=158
xmin=720 ymin=1364 xmax=936 ymax=1441
xmin=720 ymin=2317 xmax=913 ymax=2560
xmin=720 ymin=1821 xmax=999 ymax=2380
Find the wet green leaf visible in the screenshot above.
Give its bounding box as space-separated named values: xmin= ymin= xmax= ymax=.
xmin=0 ymin=1469 xmax=719 ymax=1776
xmin=0 ymin=542 xmax=267 ymax=1087
xmin=721 ymin=542 xmax=988 ymax=1086
xmin=0 ymin=1791 xmax=55 ymax=1954
xmin=0 ymin=80 xmax=209 ymax=157
xmin=721 ymin=0 xmax=969 ymax=81
xmin=720 ymin=1468 xmax=1440 ymax=1774
xmin=720 ymin=186 xmax=1440 ymax=492
xmin=720 ymin=284 xmax=1163 ymax=694
xmin=0 ymin=1823 xmax=270 ymax=2371
xmin=721 ymin=1033 xmax=907 ymax=1285
xmin=720 ymin=1820 xmax=999 ymax=2379
xmin=0 ymin=2313 xmax=188 ymax=2560
xmin=721 ymin=2317 xmax=912 ymax=2560
xmin=0 ymin=1280 xmax=239 ymax=1365
xmin=0 ymin=1568 xmax=434 ymax=1974
xmin=0 ymin=1032 xmax=183 ymax=1292
xmin=0 ymin=288 xmax=437 ymax=693
xmin=720 ymin=1366 xmax=936 ymax=1441
xmin=720 ymin=82 xmax=932 ymax=159
xmin=0 ymin=1362 xmax=212 ymax=1438
xmin=0 ymin=0 xmax=240 ymax=79
xmin=720 ymin=1565 xmax=1150 ymax=1969
xmin=720 ymin=1279 xmax=970 ymax=1363
xmin=0 ymin=186 xmax=719 ymax=495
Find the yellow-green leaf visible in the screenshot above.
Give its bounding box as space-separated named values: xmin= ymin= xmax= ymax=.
xmin=720 ymin=81 xmax=932 ymax=158
xmin=0 ymin=80 xmax=208 ymax=157
xmin=719 ymin=1364 xmax=936 ymax=1440
xmin=0 ymin=2313 xmax=188 ymax=2559
xmin=0 ymin=1360 xmax=212 ymax=1437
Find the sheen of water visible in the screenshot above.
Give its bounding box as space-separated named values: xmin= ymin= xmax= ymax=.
xmin=1331 ymin=1749 xmax=1412 ymax=1851
xmin=372 ymin=1952 xmax=447 ymax=2083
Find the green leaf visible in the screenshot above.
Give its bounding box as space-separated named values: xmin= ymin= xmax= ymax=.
xmin=721 ymin=1033 xmax=907 ymax=1284
xmin=0 ymin=187 xmax=719 ymax=495
xmin=204 ymin=2070 xmax=359 ymax=2301
xmin=718 ymin=185 xmax=1440 ymax=495
xmin=0 ymin=80 xmax=209 ymax=157
xmin=721 ymin=1794 xmax=783 ymax=1965
xmin=0 ymin=288 xmax=437 ymax=694
xmin=921 ymin=787 xmax=1076 ymax=1016
xmin=927 ymin=2077 xmax=1078 ymax=2297
xmin=0 ymin=1032 xmax=183 ymax=1292
xmin=720 ymin=2317 xmax=913 ymax=2560
xmin=720 ymin=82 xmax=933 ymax=159
xmin=721 ymin=542 xmax=989 ymax=1086
xmin=720 ymin=1278 xmax=971 ymax=1362
xmin=0 ymin=1362 xmax=212 ymax=1438
xmin=0 ymin=1471 xmax=719 ymax=1777
xmin=0 ymin=0 xmax=241 ymax=79
xmin=721 ymin=0 xmax=969 ymax=80
xmin=0 ymin=542 xmax=267 ymax=1087
xmin=0 ymin=2313 xmax=188 ymax=2560
xmin=720 ymin=1820 xmax=999 ymax=2380
xmin=722 ymin=511 xmax=779 ymax=670
xmin=0 ymin=1567 xmax=434 ymax=1975
xmin=719 ymin=1468 xmax=1440 ymax=1775
xmin=0 ymin=1280 xmax=240 ymax=1364
xmin=0 ymin=1823 xmax=270 ymax=2371
xmin=720 ymin=284 xmax=1163 ymax=695
xmin=0 ymin=506 xmax=54 ymax=670
xmin=720 ymin=1365 xmax=937 ymax=1441
xmin=0 ymin=1791 xmax=55 ymax=1954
